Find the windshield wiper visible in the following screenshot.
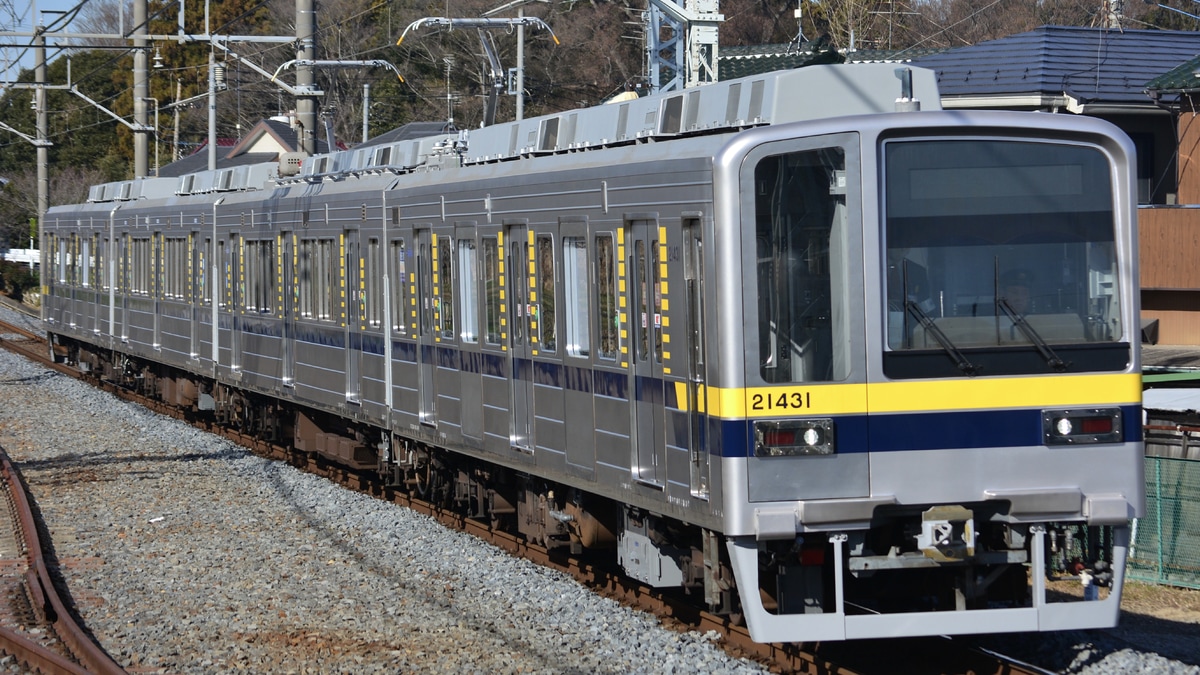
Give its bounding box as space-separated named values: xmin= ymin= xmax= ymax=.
xmin=996 ymin=299 xmax=1070 ymax=372
xmin=905 ymin=301 xmax=979 ymax=376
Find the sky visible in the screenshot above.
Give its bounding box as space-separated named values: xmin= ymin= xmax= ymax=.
xmin=2 ymin=0 xmax=85 ymax=81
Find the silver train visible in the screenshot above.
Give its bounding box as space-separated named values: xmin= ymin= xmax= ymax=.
xmin=42 ymin=63 xmax=1144 ymax=642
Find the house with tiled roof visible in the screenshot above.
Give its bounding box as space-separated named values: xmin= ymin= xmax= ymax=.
xmin=157 ymin=117 xmax=339 ymax=178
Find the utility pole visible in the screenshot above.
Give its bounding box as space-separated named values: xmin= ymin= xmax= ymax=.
xmin=173 ymin=78 xmax=181 ymax=162
xmin=133 ymin=0 xmax=149 ymax=178
xmin=208 ymin=50 xmax=217 ymax=170
xmin=295 ymin=0 xmax=317 ymax=156
xmin=35 ymin=26 xmax=48 ymax=233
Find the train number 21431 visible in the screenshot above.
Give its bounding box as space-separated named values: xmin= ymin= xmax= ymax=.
xmin=750 ymin=391 xmax=811 ymax=411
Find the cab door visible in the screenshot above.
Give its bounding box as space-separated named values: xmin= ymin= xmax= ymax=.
xmin=739 ymin=133 xmax=868 ymax=503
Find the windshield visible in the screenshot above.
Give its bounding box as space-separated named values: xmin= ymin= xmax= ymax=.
xmin=884 ymin=139 xmax=1120 ymax=356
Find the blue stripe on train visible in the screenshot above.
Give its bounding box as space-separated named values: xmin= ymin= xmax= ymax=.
xmin=717 ymin=404 xmax=1142 ymax=457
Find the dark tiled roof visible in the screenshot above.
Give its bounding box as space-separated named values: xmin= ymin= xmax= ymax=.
xmin=717 ymin=44 xmax=942 ymax=81
xmin=1146 ymin=54 xmax=1200 ymax=93
xmin=908 ymin=26 xmax=1200 ymax=104
xmin=356 ymin=121 xmax=457 ymax=149
xmin=156 ymin=149 xmax=278 ymax=178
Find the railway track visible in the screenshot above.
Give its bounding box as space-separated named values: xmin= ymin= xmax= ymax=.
xmin=0 ymin=442 xmax=126 ymax=673
xmin=0 ymin=310 xmax=1052 ymax=674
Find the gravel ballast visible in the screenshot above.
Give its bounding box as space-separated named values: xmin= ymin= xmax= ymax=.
xmin=0 ymin=305 xmax=1197 ymax=673
xmin=0 ymin=346 xmax=767 ymax=673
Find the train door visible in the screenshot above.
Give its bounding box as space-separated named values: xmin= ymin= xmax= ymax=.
xmin=62 ymin=233 xmax=71 ymax=329
xmin=281 ymin=232 xmax=295 ymax=386
xmin=152 ymin=232 xmax=162 ymax=350
xmin=627 ymin=219 xmax=665 ymax=486
xmin=345 ymin=228 xmax=362 ymax=404
xmin=415 ymin=227 xmax=437 ymax=425
xmin=79 ymin=233 xmax=92 ymax=333
xmin=683 ymin=218 xmax=709 ymax=498
xmin=456 ymin=226 xmax=483 ymax=441
xmin=217 ymin=231 xmax=241 ymax=375
xmin=231 ymin=233 xmax=243 ymax=372
xmin=120 ymin=231 xmax=130 ymax=342
xmin=190 ymin=232 xmax=200 ymax=359
xmin=506 ymin=223 xmax=534 ymax=453
xmin=99 ymin=229 xmax=112 ymax=337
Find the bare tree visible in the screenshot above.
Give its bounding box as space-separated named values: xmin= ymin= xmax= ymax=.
xmin=74 ymin=0 xmax=131 ymax=46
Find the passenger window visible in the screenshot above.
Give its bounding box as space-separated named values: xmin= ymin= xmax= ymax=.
xmin=634 ymin=239 xmax=648 ymax=361
xmin=754 ymin=146 xmax=849 ymax=383
xmin=68 ymin=234 xmax=79 ymax=286
xmin=389 ymin=239 xmax=407 ymax=335
xmin=99 ymin=236 xmax=110 ymax=291
xmin=57 ymin=236 xmax=68 ymax=284
xmin=220 ymin=237 xmax=237 ymax=310
xmin=198 ymin=239 xmax=209 ymax=305
xmin=298 ymin=238 xmax=336 ymax=321
xmin=563 ymin=236 xmax=589 ymax=357
xmin=243 ymin=239 xmax=275 ymax=314
xmin=365 ymin=238 xmax=382 ymax=328
xmin=437 ymin=235 xmax=455 ymax=340
xmin=130 ymin=237 xmax=152 ymax=296
xmin=80 ymin=237 xmax=91 ymax=288
xmin=536 ymin=234 xmax=555 ymax=352
xmin=164 ymin=237 xmax=189 ymax=300
xmin=458 ymin=237 xmax=478 ymax=343
xmin=596 ymin=233 xmax=618 ymax=360
xmin=483 ymin=237 xmax=502 ymax=345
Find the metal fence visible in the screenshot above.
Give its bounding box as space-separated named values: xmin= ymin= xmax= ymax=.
xmin=1129 ymin=456 xmax=1200 ymax=589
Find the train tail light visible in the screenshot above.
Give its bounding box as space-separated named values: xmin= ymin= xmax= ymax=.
xmin=754 ymin=419 xmax=835 ymax=457
xmin=1042 ymin=408 xmax=1123 ymax=445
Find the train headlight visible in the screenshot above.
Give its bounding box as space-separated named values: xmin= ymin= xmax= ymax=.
xmin=754 ymin=419 xmax=835 ymax=457
xmin=1042 ymin=408 xmax=1122 ymax=445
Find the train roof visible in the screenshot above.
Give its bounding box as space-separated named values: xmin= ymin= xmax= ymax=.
xmin=72 ymin=63 xmax=941 ymax=208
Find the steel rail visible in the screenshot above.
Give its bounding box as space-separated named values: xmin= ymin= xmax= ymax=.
xmin=0 ymin=445 xmax=127 ymax=674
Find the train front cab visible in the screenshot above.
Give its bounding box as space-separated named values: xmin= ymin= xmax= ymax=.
xmin=716 ymin=113 xmax=1144 ymax=642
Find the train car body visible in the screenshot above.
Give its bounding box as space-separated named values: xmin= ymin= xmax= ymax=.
xmin=42 ymin=62 xmax=1143 ymax=642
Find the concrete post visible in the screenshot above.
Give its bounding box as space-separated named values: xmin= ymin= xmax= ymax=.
xmin=134 ymin=0 xmax=149 ymax=177
xmin=296 ymin=0 xmax=318 ymax=156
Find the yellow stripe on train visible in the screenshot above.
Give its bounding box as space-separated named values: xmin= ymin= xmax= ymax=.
xmin=700 ymin=373 xmax=1141 ymax=419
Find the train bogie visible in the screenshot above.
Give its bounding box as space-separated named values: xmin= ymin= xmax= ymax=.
xmin=42 ymin=63 xmax=1142 ymax=643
